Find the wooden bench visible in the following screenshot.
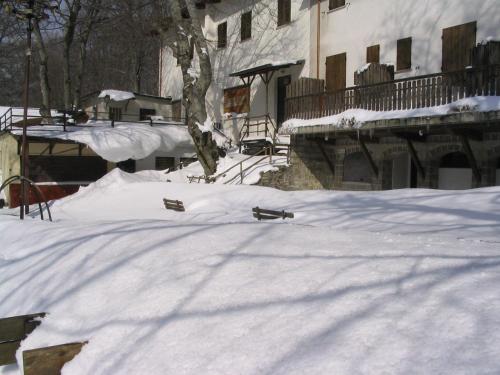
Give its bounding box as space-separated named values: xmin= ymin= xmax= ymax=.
xmin=252 ymin=207 xmax=294 ymax=221
xmin=0 ymin=313 xmax=46 ymax=366
xmin=163 ymin=198 xmax=185 ymax=212
xmin=23 ymin=341 xmax=87 ymax=375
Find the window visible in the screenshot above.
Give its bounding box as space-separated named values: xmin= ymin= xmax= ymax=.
xmin=329 ymin=0 xmax=345 ymax=11
xmin=217 ymin=22 xmax=227 ymax=49
xmin=241 ymin=11 xmax=252 ymax=41
xmin=277 ymin=0 xmax=291 ymax=27
xmin=140 ymin=108 xmax=156 ymax=121
xmin=109 ymin=107 xmax=122 ymax=121
xmin=442 ymin=21 xmax=476 ymax=72
xmin=366 ymin=45 xmax=380 ymax=64
xmin=224 ymin=85 xmax=250 ymax=113
xmin=155 ymin=157 xmax=175 ymax=171
xmin=397 ymin=37 xmax=412 ymax=71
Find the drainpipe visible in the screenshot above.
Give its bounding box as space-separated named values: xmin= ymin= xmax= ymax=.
xmin=316 ymin=0 xmax=321 ymax=80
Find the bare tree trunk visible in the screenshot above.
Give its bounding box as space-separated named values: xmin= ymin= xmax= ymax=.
xmin=32 ymin=19 xmax=52 ymax=120
xmin=165 ymin=0 xmax=219 ymax=176
xmin=74 ymin=0 xmax=101 ymax=109
xmin=62 ymin=0 xmax=82 ymax=110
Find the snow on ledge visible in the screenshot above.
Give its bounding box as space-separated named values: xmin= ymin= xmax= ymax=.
xmin=98 ymin=90 xmax=135 ymax=102
xmin=280 ymin=96 xmax=500 ymax=135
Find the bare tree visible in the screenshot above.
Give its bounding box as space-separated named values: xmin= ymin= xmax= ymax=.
xmin=156 ymin=0 xmax=219 ymax=176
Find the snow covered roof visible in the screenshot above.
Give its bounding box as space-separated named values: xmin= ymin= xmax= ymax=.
xmin=10 ymin=121 xmax=194 ymax=163
xmin=98 ymin=90 xmax=136 ymax=102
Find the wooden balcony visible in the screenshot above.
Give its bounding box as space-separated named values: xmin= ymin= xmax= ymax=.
xmin=284 ymin=64 xmax=500 ymax=121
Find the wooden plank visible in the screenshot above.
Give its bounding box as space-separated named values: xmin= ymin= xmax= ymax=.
xmin=0 ymin=313 xmax=45 ymax=343
xmin=0 ymin=340 xmax=21 ymax=366
xmin=23 ymin=342 xmax=86 ymax=375
xmin=252 ymin=207 xmax=294 ymax=220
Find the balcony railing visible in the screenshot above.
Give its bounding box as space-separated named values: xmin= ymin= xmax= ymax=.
xmin=285 ymin=64 xmax=500 ymax=121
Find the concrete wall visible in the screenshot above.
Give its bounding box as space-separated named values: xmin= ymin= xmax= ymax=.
xmin=160 ymin=0 xmax=312 ymax=138
xmin=315 ymin=0 xmax=500 ymax=86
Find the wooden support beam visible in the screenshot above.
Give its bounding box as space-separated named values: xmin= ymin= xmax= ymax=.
xmin=405 ymin=139 xmax=425 ymax=179
xmin=459 ymin=134 xmax=481 ymax=183
xmin=359 ymin=138 xmax=378 ymax=178
xmin=23 ymin=342 xmax=87 ymax=375
xmin=314 ymin=140 xmax=335 ymax=176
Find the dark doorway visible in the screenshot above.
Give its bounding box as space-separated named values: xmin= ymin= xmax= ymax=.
xmin=277 ymin=75 xmax=291 ymax=126
xmin=117 ymin=159 xmax=136 ymax=173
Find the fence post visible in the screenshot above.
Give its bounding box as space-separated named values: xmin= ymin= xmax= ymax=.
xmin=63 ymin=112 xmax=67 ymax=132
xmin=240 ymin=163 xmax=243 ymax=184
xmin=111 ymin=118 xmax=115 ymax=128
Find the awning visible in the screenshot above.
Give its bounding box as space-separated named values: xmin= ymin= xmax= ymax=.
xmin=230 ymin=59 xmax=305 ymax=79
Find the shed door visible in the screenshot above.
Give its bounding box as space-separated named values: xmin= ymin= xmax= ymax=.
xmin=326 ymin=53 xmax=346 ymax=91
xmin=442 ymin=22 xmax=476 ymax=72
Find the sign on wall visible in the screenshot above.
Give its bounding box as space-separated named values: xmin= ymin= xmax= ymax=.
xmin=224 ymin=85 xmax=250 ymax=114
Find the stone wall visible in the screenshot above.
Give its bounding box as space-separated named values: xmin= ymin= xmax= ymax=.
xmin=259 ymin=132 xmax=500 ymax=191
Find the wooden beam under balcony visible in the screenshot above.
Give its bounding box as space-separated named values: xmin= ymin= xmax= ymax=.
xmin=405 ymin=139 xmax=425 ymax=179
xmin=314 ymin=140 xmax=335 ymax=176
xmin=458 ymin=134 xmax=482 ymax=183
xmin=358 ymin=138 xmax=378 ymax=178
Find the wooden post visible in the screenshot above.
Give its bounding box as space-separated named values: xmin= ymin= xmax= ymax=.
xmin=240 ymin=162 xmax=243 ymax=183
xmin=315 ymin=139 xmax=335 ymax=176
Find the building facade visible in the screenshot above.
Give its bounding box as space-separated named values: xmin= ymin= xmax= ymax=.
xmin=160 ymin=0 xmax=500 ymax=190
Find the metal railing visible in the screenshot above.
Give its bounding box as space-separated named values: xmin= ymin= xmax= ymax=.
xmin=239 ymin=114 xmax=277 ymax=144
xmin=285 ymin=64 xmax=500 ymax=120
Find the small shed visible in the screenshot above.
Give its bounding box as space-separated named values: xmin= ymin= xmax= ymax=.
xmin=81 ymin=90 xmax=176 ymax=122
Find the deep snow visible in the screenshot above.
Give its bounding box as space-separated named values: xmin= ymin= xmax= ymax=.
xmin=1 ymin=171 xmax=500 ymax=375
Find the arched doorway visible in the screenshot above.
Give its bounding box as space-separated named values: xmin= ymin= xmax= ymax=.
xmin=343 ymin=152 xmax=372 ymax=183
xmin=392 ymin=153 xmax=418 ymax=189
xmin=438 ymin=152 xmax=472 ymax=190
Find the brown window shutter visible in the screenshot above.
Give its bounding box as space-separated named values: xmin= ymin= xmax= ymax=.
xmin=366 ymin=45 xmax=380 ymax=64
xmin=397 ymin=37 xmax=412 ymax=70
xmin=278 ymin=0 xmax=291 ymax=27
xmin=329 ymin=0 xmax=345 ymax=10
xmin=442 ymin=21 xmax=476 ymax=72
xmin=217 ymin=22 xmax=227 ymax=48
xmin=325 ymin=52 xmax=346 ymax=91
xmin=241 ymin=11 xmax=252 ymax=41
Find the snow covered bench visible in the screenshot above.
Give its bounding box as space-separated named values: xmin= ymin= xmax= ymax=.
xmin=252 ymin=207 xmax=294 ymax=221
xmin=0 ymin=313 xmax=46 ymax=366
xmin=163 ymin=199 xmax=185 ymax=212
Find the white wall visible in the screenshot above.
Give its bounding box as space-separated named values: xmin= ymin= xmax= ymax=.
xmin=438 ymin=168 xmax=472 ymax=190
xmin=160 ymin=0 xmax=312 ymax=131
xmin=317 ymin=0 xmax=500 ymax=86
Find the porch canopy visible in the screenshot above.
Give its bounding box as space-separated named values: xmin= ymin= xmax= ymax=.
xmin=229 ymin=59 xmax=305 ymax=117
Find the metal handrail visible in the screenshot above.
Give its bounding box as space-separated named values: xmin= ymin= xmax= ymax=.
xmin=223 ymin=153 xmax=273 ymax=185
xmin=0 ymin=175 xmax=53 ymax=221
xmin=212 ymin=145 xmax=272 ymax=182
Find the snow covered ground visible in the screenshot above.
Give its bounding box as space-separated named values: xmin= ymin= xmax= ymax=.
xmin=1 ymin=171 xmax=500 ymax=374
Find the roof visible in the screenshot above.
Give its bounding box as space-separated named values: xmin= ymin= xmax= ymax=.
xmin=230 ymin=59 xmax=305 ymax=79
xmin=81 ymin=90 xmax=172 ymax=103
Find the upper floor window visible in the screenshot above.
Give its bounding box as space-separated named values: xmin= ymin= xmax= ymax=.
xmin=241 ymin=11 xmax=252 ymax=41
xmin=329 ymin=0 xmax=345 ymax=11
xmin=277 ymin=0 xmax=291 ymax=27
xmin=217 ymin=22 xmax=227 ymax=49
xmin=397 ymin=37 xmax=412 ymax=71
xmin=366 ymin=44 xmax=380 ymax=64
